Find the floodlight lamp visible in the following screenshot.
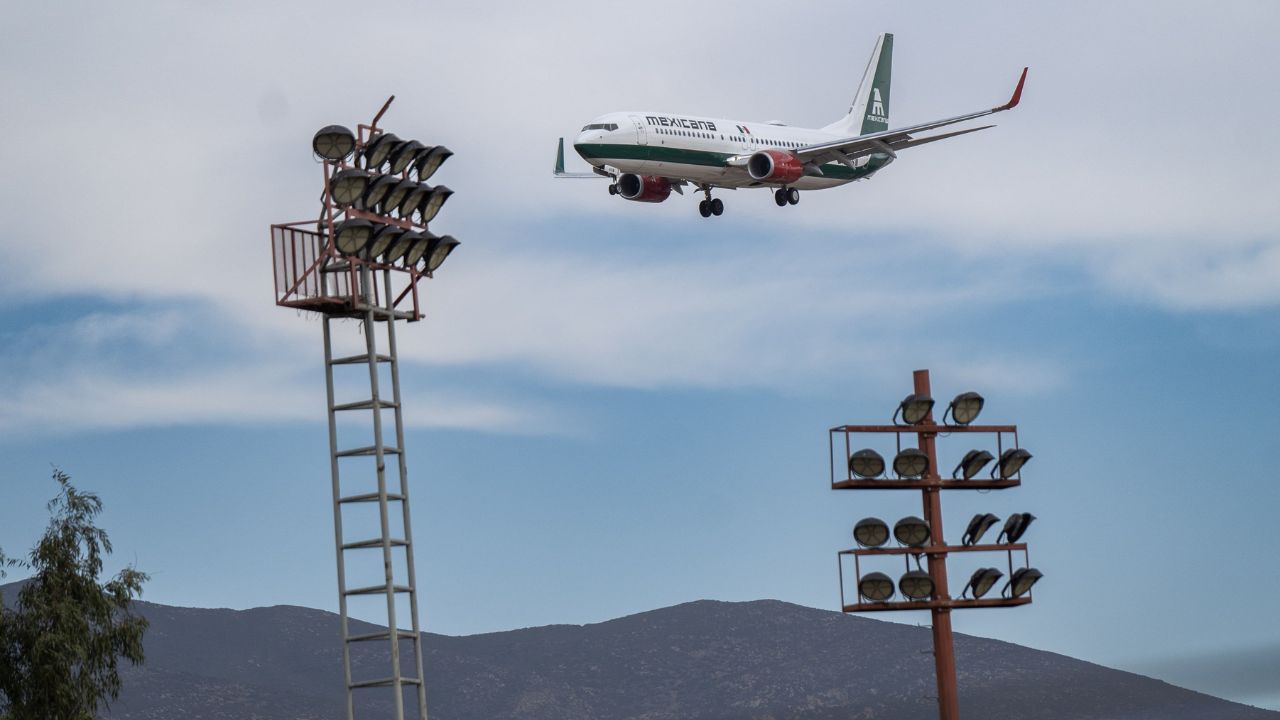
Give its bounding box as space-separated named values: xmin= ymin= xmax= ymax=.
xmin=329 ymin=168 xmax=371 ymax=206
xmin=384 ymin=230 xmax=422 ymax=263
xmin=893 ymin=516 xmax=930 ymax=547
xmin=998 ymin=512 xmax=1036 ymax=544
xmin=858 ymin=572 xmax=895 ymax=602
xmin=953 ymin=449 xmax=994 ymax=480
xmin=946 ymin=391 xmax=985 ymax=425
xmin=312 ymin=124 xmax=356 ymax=161
xmin=414 ymin=145 xmax=453 ymax=181
xmin=895 ymin=393 xmax=934 ymax=425
xmin=852 ymin=517 xmax=890 ymax=548
xmin=422 ymin=235 xmax=460 ymax=273
xmin=368 ymin=224 xmax=403 ymax=259
xmin=398 ymin=183 xmax=432 ymax=219
xmin=848 ymin=449 xmax=886 ymax=479
xmin=961 ymin=513 xmax=1000 ymax=546
xmin=996 ymin=448 xmax=1032 ymax=478
xmin=964 ymin=567 xmax=1004 ymax=599
xmin=362 ymin=132 xmax=400 ymax=170
xmin=389 ymin=140 xmax=425 ymax=175
xmin=417 ymin=185 xmax=453 ymax=224
xmin=899 ymin=570 xmax=934 ymax=600
xmin=892 ymin=448 xmax=929 ymax=479
xmin=381 ymin=179 xmax=417 ymax=216
xmin=403 ymin=231 xmax=436 ymax=266
xmin=1006 ymin=567 xmax=1043 ymax=598
xmin=362 ymin=175 xmax=399 ymax=210
xmin=333 ymin=219 xmax=374 ymax=255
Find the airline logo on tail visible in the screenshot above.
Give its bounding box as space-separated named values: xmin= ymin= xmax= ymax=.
xmin=869 ymin=88 xmax=886 ymax=123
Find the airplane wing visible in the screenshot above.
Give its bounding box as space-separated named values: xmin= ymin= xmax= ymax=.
xmin=730 ymin=67 xmax=1027 ymax=169
xmin=553 ymin=138 xmax=611 ymax=178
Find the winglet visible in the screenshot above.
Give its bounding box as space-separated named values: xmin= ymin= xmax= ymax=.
xmin=555 ymin=138 xmax=566 ymax=175
xmin=1000 ymin=67 xmax=1028 ymax=110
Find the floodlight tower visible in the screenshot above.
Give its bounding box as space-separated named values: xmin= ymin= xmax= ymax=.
xmin=270 ymin=96 xmax=459 ymax=720
xmin=831 ymin=369 xmax=1042 ymax=720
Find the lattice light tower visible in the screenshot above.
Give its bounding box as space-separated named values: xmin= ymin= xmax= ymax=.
xmin=831 ymin=369 xmax=1043 ymax=720
xmin=270 ymin=97 xmax=460 ymax=720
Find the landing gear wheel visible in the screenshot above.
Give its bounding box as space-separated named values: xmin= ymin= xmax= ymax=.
xmin=710 ymin=198 xmax=724 ymax=216
xmin=787 ymin=187 xmax=799 ymax=205
xmin=774 ymin=188 xmax=787 ymax=207
xmin=608 ymin=184 xmax=618 ymax=195
xmin=699 ymin=200 xmax=711 ymax=218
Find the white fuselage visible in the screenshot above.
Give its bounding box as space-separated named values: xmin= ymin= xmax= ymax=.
xmin=573 ymin=111 xmax=892 ymax=190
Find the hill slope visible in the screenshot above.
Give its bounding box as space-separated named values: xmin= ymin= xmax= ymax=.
xmin=2 ymin=582 xmax=1274 ymax=719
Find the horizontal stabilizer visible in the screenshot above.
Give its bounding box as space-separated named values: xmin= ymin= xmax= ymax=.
xmin=553 ymin=138 xmax=603 ymax=178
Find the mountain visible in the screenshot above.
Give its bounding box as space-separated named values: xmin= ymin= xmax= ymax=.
xmin=1 ymin=581 xmax=1274 ymax=719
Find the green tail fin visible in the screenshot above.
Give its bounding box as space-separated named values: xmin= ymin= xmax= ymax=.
xmin=823 ymin=32 xmax=893 ymax=137
xmin=860 ymin=34 xmax=892 ymax=134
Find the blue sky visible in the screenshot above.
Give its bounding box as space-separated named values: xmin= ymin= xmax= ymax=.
xmin=3 ymin=0 xmax=1279 ymax=712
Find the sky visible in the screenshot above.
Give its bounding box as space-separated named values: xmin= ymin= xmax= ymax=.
xmin=2 ymin=0 xmax=1279 ymax=712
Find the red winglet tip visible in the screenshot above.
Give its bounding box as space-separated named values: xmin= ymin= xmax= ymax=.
xmin=1004 ymin=67 xmax=1028 ymax=110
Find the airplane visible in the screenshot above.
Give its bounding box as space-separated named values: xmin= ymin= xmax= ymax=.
xmin=554 ymin=33 xmax=1027 ymax=218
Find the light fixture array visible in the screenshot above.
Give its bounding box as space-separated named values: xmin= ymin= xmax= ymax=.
xmin=312 ymin=124 xmax=459 ymax=273
xmin=838 ymin=378 xmax=1044 ymax=608
xmin=847 ymin=444 xmax=1031 ymax=481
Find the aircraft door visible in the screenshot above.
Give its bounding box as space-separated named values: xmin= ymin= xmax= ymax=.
xmin=629 ymin=115 xmax=648 ymax=145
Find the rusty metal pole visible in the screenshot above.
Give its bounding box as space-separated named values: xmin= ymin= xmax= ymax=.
xmin=914 ymin=368 xmax=960 ymax=720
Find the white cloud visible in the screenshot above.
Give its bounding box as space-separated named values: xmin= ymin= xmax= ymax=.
xmin=1089 ymin=238 xmax=1280 ymax=310
xmin=0 ymin=308 xmax=563 ymax=436
xmin=5 ymin=1 xmax=1280 ymax=311
xmin=0 ymin=361 xmax=565 ymax=437
xmin=398 ymin=239 xmax=1048 ymax=390
xmin=0 ymin=0 xmax=1275 ymax=433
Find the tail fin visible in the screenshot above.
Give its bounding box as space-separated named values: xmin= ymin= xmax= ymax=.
xmin=823 ymin=32 xmax=893 ymax=137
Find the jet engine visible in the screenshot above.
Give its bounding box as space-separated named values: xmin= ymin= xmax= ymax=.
xmin=747 ymin=150 xmax=804 ymax=184
xmin=617 ymin=173 xmax=672 ymax=203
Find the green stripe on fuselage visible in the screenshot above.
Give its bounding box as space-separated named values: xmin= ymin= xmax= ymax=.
xmin=577 ymin=143 xmax=732 ymax=168
xmin=575 ymin=143 xmax=890 ymax=181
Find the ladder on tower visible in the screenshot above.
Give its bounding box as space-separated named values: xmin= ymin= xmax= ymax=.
xmin=323 ymin=266 xmax=428 ymax=720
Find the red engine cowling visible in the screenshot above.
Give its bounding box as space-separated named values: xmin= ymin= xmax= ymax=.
xmin=617 ymin=173 xmax=672 ymax=203
xmin=747 ymin=150 xmax=804 ymax=184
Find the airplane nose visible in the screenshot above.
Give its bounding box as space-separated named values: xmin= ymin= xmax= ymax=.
xmin=572 ymin=141 xmax=589 ymax=159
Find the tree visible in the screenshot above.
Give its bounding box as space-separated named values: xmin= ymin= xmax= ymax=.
xmin=0 ymin=469 xmax=148 ymax=720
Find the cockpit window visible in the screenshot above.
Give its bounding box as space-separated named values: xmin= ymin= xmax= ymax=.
xmin=581 ymin=123 xmax=619 ymax=132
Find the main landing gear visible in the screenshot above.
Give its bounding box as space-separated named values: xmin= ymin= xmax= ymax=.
xmin=774 ymin=187 xmax=799 ymax=206
xmin=698 ymin=185 xmax=724 ymax=218
xmin=608 ymin=183 xmax=618 ymax=195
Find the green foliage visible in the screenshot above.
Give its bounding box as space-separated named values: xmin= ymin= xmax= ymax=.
xmin=0 ymin=469 xmax=149 ymax=720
